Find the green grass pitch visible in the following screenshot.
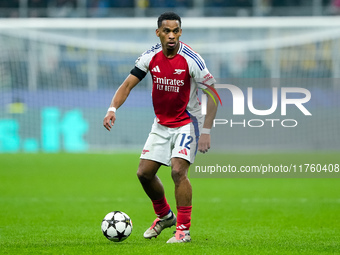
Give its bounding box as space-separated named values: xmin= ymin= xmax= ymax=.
xmin=1 ymin=153 xmax=339 ymax=254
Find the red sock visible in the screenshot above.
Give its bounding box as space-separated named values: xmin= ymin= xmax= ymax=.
xmin=176 ymin=206 xmax=192 ymax=231
xmin=151 ymin=196 xmax=171 ymax=218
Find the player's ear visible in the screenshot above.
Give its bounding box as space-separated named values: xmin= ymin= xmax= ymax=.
xmin=156 ymin=29 xmax=160 ymax=37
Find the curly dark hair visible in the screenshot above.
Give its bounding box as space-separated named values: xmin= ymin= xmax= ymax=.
xmin=157 ymin=12 xmax=181 ymax=28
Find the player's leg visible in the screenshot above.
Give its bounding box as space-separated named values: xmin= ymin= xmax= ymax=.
xmin=171 ymin=157 xmax=192 ymax=207
xmin=138 ymin=159 xmax=177 ymax=239
xmin=139 ymin=121 xmax=177 ymax=239
xmin=137 ymin=159 xmax=163 ymax=200
xmin=166 ymin=120 xmax=200 ymax=243
xmin=166 ymin=157 xmax=192 ymax=243
xmin=166 ymin=119 xmax=201 ymax=243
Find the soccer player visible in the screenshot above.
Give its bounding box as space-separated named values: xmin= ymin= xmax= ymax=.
xmin=103 ymin=12 xmax=218 ymax=243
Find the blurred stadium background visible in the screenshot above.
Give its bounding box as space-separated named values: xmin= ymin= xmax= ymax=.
xmin=0 ymin=0 xmax=340 ymax=153
xmin=1 ymin=0 xmax=340 ymax=18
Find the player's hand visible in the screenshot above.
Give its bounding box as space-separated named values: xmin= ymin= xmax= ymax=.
xmin=103 ymin=111 xmax=116 ymax=131
xmin=198 ymin=134 xmax=210 ymax=153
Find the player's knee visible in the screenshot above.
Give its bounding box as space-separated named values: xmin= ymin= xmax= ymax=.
xmin=137 ymin=168 xmax=152 ymax=184
xmin=171 ymin=168 xmax=187 ymax=184
xmin=137 ymin=159 xmax=160 ymax=184
xmin=136 ymin=169 xmax=147 ymax=184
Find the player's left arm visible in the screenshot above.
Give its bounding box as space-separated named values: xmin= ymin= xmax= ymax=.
xmin=198 ymin=86 xmax=218 ymax=153
xmin=188 ymin=51 xmax=218 ymax=153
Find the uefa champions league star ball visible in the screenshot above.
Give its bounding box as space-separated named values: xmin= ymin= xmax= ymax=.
xmin=101 ymin=211 xmax=133 ymax=242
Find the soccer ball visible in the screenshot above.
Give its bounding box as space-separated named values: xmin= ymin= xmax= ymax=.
xmin=101 ymin=211 xmax=133 ymax=242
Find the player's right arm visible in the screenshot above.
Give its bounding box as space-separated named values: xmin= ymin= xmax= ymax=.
xmin=103 ymin=74 xmax=141 ymax=131
xmin=104 ymin=46 xmax=153 ymax=131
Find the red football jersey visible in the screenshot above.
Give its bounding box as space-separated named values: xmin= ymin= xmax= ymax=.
xmin=135 ymin=42 xmax=215 ymax=128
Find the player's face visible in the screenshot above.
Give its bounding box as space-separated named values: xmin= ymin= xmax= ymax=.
xmin=156 ymin=20 xmax=182 ymax=54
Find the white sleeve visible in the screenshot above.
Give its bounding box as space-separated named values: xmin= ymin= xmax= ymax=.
xmin=134 ymin=44 xmax=161 ymax=73
xmin=135 ymin=52 xmax=150 ymax=73
xmin=188 ymin=53 xmax=216 ymax=86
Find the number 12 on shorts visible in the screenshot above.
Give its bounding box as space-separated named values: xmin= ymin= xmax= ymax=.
xmin=179 ymin=134 xmax=193 ymax=150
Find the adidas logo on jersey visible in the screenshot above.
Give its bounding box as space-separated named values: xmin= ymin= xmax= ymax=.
xmin=178 ymin=148 xmax=188 ymax=155
xmin=151 ymin=65 xmax=161 ymax=72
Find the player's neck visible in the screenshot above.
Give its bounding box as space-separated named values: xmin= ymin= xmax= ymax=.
xmin=162 ymin=45 xmax=179 ymax=58
xmin=162 ymin=49 xmax=177 ymax=58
